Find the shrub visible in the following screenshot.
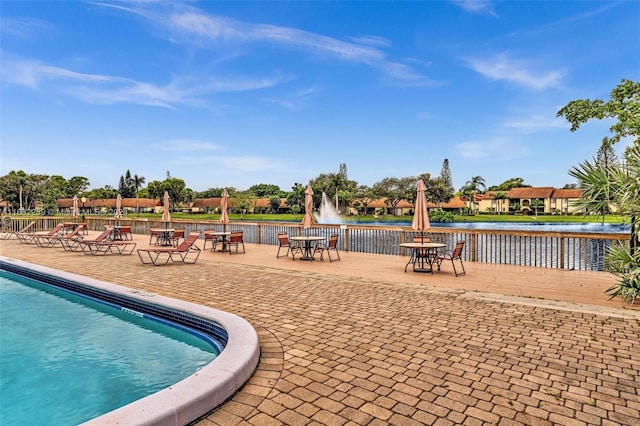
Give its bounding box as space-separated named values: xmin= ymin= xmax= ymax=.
xmin=430 ymin=210 xmax=454 ymax=223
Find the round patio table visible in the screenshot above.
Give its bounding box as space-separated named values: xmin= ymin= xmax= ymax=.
xmin=290 ymin=236 xmax=325 ymax=261
xmin=400 ymin=242 xmax=445 ymax=273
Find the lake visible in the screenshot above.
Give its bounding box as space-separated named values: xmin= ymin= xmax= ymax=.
xmin=353 ymin=221 xmax=630 ymax=234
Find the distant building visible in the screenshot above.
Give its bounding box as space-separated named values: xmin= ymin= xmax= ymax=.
xmin=478 ymin=187 xmax=584 ymax=215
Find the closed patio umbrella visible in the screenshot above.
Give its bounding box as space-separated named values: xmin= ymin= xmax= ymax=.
xmin=220 ymin=188 xmax=229 ymax=231
xmin=162 ymin=191 xmax=171 ymax=228
xmin=301 ymin=184 xmax=315 ymax=235
xmin=115 ymin=194 xmax=122 ymax=226
xmin=412 ymin=179 xmax=430 ymax=242
xmin=72 ymin=196 xmax=79 ymax=223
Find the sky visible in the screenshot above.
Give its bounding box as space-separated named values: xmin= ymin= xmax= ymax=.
xmin=1 ymin=1 xmax=638 ymax=193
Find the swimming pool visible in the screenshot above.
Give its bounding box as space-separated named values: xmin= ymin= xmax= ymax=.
xmin=0 ymin=257 xmax=260 ymax=425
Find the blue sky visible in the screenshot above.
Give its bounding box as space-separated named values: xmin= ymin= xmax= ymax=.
xmin=1 ymin=1 xmax=638 ymax=193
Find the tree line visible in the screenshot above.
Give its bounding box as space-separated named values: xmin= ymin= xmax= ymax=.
xmin=0 ymin=156 xmax=582 ymax=217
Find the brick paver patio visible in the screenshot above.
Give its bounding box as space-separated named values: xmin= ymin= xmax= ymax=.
xmin=2 ymin=232 xmax=639 ymax=425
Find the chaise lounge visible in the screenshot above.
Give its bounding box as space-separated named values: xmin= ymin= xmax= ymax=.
xmin=17 ymin=223 xmax=64 ymax=244
xmin=2 ymin=221 xmax=36 ymax=241
xmin=33 ymin=223 xmax=87 ymax=248
xmin=60 ymin=227 xmax=112 ymax=252
xmin=137 ymin=231 xmax=202 ymax=266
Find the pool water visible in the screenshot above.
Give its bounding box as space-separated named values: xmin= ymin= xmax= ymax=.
xmin=0 ymin=271 xmax=219 ymax=425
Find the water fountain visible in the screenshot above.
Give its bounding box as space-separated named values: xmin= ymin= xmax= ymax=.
xmin=316 ymin=192 xmax=343 ymax=224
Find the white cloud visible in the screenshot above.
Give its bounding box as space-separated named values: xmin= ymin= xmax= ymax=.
xmin=0 ymin=17 xmax=53 ymax=40
xmin=503 ymin=114 xmax=569 ymax=132
xmin=124 ymin=3 xmax=436 ymax=86
xmin=466 ymin=53 xmax=565 ymax=90
xmin=348 ymin=35 xmax=393 ymax=48
xmin=159 ymin=140 xmax=222 ymax=151
xmin=456 ymin=137 xmax=529 ymax=160
xmin=1 ymin=52 xmax=286 ymax=107
xmin=450 ymin=0 xmax=498 ymax=17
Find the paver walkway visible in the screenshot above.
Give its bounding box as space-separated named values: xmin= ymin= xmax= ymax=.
xmin=2 ymin=233 xmax=639 ymax=425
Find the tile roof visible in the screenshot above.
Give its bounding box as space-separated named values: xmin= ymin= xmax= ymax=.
xmin=507 ymin=187 xmax=555 ymax=199
xmin=56 ymin=198 xmax=158 ymax=208
xmin=552 ymin=188 xmax=583 ymax=198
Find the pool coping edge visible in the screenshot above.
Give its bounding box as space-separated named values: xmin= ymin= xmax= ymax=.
xmin=0 ymin=256 xmax=260 ymax=426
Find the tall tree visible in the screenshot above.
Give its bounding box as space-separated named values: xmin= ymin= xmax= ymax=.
xmin=146 ymin=180 xmax=164 ymax=200
xmin=488 ymin=177 xmax=530 ymax=192
xmin=494 ymin=192 xmax=508 ymax=215
xmin=440 ymin=159 xmax=454 ymax=195
xmin=118 ymin=169 xmax=136 ymax=198
xmin=557 ymin=78 xmax=639 ymax=144
xmin=118 ymin=175 xmax=125 ymax=194
xmin=286 ymin=182 xmax=306 ymax=213
xmin=558 ymin=78 xmax=640 ymax=303
xmin=595 ymin=137 xmax=620 ymax=170
xmin=370 ymin=176 xmax=414 ymax=215
xmin=161 ymin=177 xmax=186 ymax=211
xmin=249 ymin=184 xmax=283 ymax=198
xmin=465 ymin=176 xmax=486 ymax=214
xmin=132 ymin=174 xmax=146 ymax=215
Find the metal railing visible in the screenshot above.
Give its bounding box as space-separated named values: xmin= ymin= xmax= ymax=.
xmin=3 ymin=217 xmax=630 ymax=271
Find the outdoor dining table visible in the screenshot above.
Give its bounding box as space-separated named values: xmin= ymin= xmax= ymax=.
xmin=290 ymin=235 xmax=325 ymax=261
xmin=206 ymin=231 xmax=231 ymax=252
xmin=400 ymin=242 xmax=446 ymax=273
xmin=62 ymin=222 xmax=78 ymax=235
xmin=155 ymin=228 xmax=175 ymax=247
xmin=108 ymin=225 xmax=123 ymax=241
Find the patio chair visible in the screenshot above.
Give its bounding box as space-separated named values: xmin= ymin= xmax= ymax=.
xmin=33 ymin=223 xmax=87 ymax=248
xmin=3 ymin=221 xmax=35 ymax=241
xmin=18 ymin=223 xmax=64 ymax=244
xmin=277 ymin=233 xmax=302 ymax=258
xmin=412 ymin=235 xmax=435 ymax=263
xmin=109 ymin=225 xmax=132 ymax=241
xmin=149 ymin=227 xmax=164 ymax=245
xmin=226 ymin=231 xmax=245 ymax=254
xmin=313 ymin=234 xmax=340 ymax=262
xmin=203 ymin=230 xmax=219 ymax=251
xmin=137 ymin=231 xmax=202 ymax=265
xmin=436 ymin=241 xmax=466 ymax=276
xmin=168 ymin=228 xmax=185 ymax=247
xmin=61 ymin=227 xmax=113 ymax=252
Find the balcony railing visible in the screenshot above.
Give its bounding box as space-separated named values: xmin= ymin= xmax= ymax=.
xmin=5 ymin=217 xmax=630 ymax=271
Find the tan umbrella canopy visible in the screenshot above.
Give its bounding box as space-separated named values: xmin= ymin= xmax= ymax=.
xmin=162 ymin=191 xmax=171 ymax=227
xmin=220 ymin=188 xmax=229 ymax=230
xmin=412 ymin=179 xmax=430 ymax=242
xmin=301 ymin=184 xmax=315 ymax=234
xmin=115 ymin=194 xmax=122 ymax=226
xmin=72 ymin=195 xmax=79 ymax=223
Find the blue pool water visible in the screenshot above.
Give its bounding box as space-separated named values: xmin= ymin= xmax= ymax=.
xmin=0 ymin=270 xmax=219 ymax=425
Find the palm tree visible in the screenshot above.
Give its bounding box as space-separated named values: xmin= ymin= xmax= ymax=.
xmin=530 ymin=199 xmax=544 ymax=216
xmin=465 ymin=176 xmax=486 ymax=215
xmin=569 ymin=143 xmax=639 ymax=303
xmin=494 ymin=192 xmax=508 ymax=215
xmin=133 ymin=174 xmax=146 ymax=216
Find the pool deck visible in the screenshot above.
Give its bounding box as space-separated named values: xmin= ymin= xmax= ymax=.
xmin=2 ymin=232 xmax=640 ymax=425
